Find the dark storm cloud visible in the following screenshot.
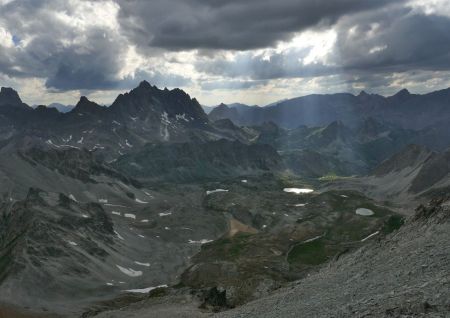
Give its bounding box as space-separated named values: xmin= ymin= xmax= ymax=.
xmin=117 ymin=0 xmax=404 ymax=51
xmin=1 ymin=0 xmax=449 ymax=94
xmin=44 ymin=28 xmax=127 ymax=91
xmin=333 ymin=9 xmax=450 ymax=73
xmin=195 ymin=6 xmax=450 ymax=89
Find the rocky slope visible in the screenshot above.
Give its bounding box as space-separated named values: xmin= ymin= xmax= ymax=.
xmin=325 ymin=145 xmax=450 ymax=212
xmin=216 ymin=196 xmax=450 ymax=318
xmin=114 ymin=140 xmax=282 ymax=182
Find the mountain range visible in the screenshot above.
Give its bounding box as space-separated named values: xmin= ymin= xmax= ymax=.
xmin=0 ymin=82 xmax=449 ymax=317
xmin=209 ymin=89 xmax=450 ymax=131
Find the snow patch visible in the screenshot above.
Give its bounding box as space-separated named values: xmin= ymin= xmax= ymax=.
xmin=175 ymin=113 xmax=190 ymax=122
xmin=188 ymin=239 xmax=213 ymax=244
xmin=125 ymin=139 xmax=133 ymax=148
xmin=303 ymin=235 xmax=322 ymax=243
xmin=105 ymin=203 xmax=128 ymax=208
xmin=46 ymin=139 xmax=61 ymax=148
xmin=143 ymin=191 xmax=153 ymax=198
xmin=206 ymin=189 xmax=229 ymax=195
xmin=135 ymin=198 xmax=148 ymax=204
xmin=77 ymin=137 xmax=84 ymax=144
xmin=69 ymin=194 xmax=78 ymax=202
xmin=114 ymin=230 xmax=124 ymax=240
xmin=283 ymin=188 xmax=314 ymax=194
xmin=141 ymin=219 xmax=149 ymax=223
xmin=159 ymin=212 xmax=172 ymax=217
xmin=161 ymin=112 xmax=171 ymax=124
xmin=134 ymin=261 xmax=150 ymax=267
xmin=356 ymin=208 xmax=375 ymax=216
xmin=68 ymin=241 xmax=78 ymax=246
xmin=112 ymin=211 xmax=121 ymax=216
xmin=124 ymin=213 xmax=136 ymax=219
xmin=62 ymin=135 xmax=72 ymax=143
xmin=160 ymin=112 xmax=171 ymax=141
xmin=112 ymin=120 xmax=121 ymax=126
xmin=91 ymin=145 xmax=105 ymax=151
xmin=61 ymin=145 xmax=80 ymax=150
xmin=361 ymin=231 xmax=379 ymax=242
xmin=124 ymin=285 xmax=168 ymax=294
xmin=116 ymin=265 xmax=142 ymax=277
xmin=241 ymin=179 xmax=248 ymax=183
xmin=98 ymin=198 xmax=108 ymax=203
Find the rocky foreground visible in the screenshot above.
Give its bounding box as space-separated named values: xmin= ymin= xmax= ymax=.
xmin=91 ymin=196 xmax=449 ymax=318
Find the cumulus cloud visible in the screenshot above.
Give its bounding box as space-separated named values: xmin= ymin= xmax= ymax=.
xmin=0 ymin=0 xmax=190 ymax=92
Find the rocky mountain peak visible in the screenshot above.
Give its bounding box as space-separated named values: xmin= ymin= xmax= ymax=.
xmin=71 ymin=96 xmax=105 ymax=115
xmin=391 ymin=88 xmax=411 ymax=100
xmin=138 ymin=80 xmax=152 ymax=89
xmin=209 ymin=103 xmax=239 ymax=122
xmin=111 ymin=82 xmax=208 ymax=123
xmin=358 ymin=90 xmax=369 ymax=97
xmin=0 ymin=87 xmax=29 ymax=110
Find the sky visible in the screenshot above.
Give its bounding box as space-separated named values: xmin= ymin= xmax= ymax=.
xmin=1 ymin=0 xmax=450 ymax=106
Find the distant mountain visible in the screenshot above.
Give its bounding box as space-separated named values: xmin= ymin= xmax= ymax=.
xmin=208 ymin=88 xmax=450 ymax=131
xmin=209 ymin=103 xmax=257 ymax=123
xmin=256 ymin=118 xmax=448 ymax=177
xmin=263 ymin=99 xmax=288 ymax=107
xmin=201 ymin=101 xmax=256 ymax=114
xmin=201 ymin=105 xmax=216 ymax=114
xmin=47 ymin=103 xmax=74 ymax=113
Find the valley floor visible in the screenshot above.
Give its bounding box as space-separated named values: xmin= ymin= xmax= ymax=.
xmin=93 ymin=197 xmax=450 ymax=318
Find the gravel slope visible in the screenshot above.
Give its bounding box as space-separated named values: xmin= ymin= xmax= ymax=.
xmin=215 ymin=197 xmax=450 ymax=318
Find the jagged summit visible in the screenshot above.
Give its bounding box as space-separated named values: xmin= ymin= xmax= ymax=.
xmin=390 ymin=88 xmax=411 ymax=99
xmin=138 ymin=79 xmax=152 ymax=89
xmin=70 ymin=96 xmax=105 ymax=115
xmin=358 ymin=90 xmax=369 ymax=97
xmin=110 ymin=81 xmax=208 ymax=123
xmin=0 ymin=87 xmax=30 ymax=110
xmin=0 ymin=87 xmax=21 ymax=105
